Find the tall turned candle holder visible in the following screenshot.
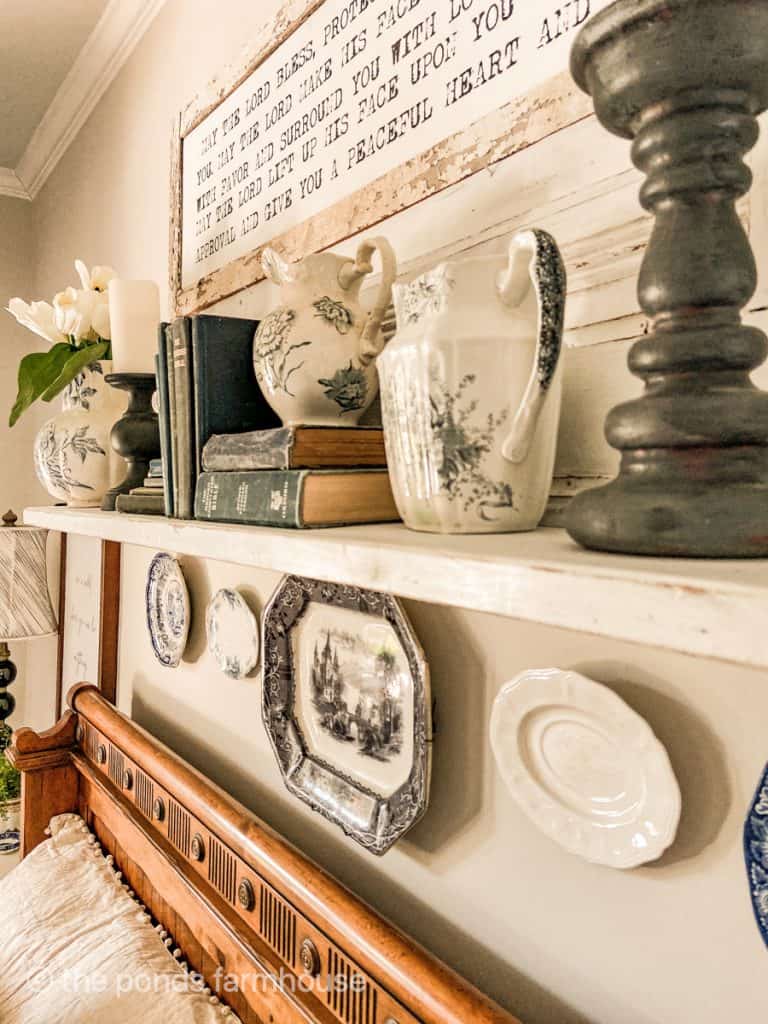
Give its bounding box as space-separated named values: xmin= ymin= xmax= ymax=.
xmin=566 ymin=0 xmax=768 ymax=557
xmin=101 ymin=373 xmax=161 ymax=512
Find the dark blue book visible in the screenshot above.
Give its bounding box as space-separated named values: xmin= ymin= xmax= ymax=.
xmin=191 ymin=315 xmax=280 ymax=485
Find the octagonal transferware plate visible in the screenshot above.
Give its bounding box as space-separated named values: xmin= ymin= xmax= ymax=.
xmin=262 ymin=575 xmax=432 ymax=856
xmin=490 ymin=668 xmax=681 ymax=869
xmin=145 ymin=553 xmax=190 ymax=668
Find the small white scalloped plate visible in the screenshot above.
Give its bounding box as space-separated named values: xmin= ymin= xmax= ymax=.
xmin=490 ymin=668 xmax=681 ymax=869
xmin=145 ymin=553 xmax=190 ymax=669
xmin=206 ymin=588 xmax=259 ymax=679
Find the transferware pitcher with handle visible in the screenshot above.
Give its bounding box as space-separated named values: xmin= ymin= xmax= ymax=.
xmin=378 ymin=229 xmax=566 ymax=533
xmin=253 ymin=239 xmax=396 ymax=426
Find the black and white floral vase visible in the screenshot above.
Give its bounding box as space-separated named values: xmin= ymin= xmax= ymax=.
xmin=378 ymin=230 xmax=567 ymax=534
xmin=253 ymin=239 xmax=396 ymax=426
xmin=33 ymin=361 xmax=127 ymax=508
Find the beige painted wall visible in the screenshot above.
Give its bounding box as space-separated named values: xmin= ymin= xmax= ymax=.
xmin=0 ymin=197 xmax=58 ymax=730
xmin=26 ymin=1 xmax=768 ymax=1022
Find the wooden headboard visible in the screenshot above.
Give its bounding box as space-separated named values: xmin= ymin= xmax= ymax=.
xmin=8 ymin=684 xmax=520 ymax=1024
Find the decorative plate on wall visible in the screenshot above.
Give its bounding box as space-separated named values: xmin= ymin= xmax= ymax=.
xmin=206 ymin=588 xmax=259 ymax=679
xmin=262 ymin=576 xmax=432 ymax=856
xmin=490 ymin=668 xmax=681 ymax=869
xmin=744 ymin=762 xmax=768 ymax=948
xmin=145 ymin=553 xmax=190 ymax=668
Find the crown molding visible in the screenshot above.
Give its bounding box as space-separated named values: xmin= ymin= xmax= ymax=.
xmin=0 ymin=168 xmax=31 ymax=200
xmin=12 ymin=0 xmax=167 ymax=201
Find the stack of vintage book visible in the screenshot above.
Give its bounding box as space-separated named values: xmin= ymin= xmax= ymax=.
xmin=115 ymin=459 xmax=165 ymax=516
xmin=156 ymin=314 xmax=280 ymax=518
xmin=194 ymin=425 xmax=399 ymax=528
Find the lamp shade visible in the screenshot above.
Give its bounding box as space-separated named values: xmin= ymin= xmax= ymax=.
xmin=0 ymin=527 xmax=57 ymax=639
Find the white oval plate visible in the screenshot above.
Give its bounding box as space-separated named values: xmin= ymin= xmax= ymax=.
xmin=206 ymin=589 xmax=259 ymax=679
xmin=490 ymin=668 xmax=681 ymax=869
xmin=146 ymin=553 xmax=190 ymax=668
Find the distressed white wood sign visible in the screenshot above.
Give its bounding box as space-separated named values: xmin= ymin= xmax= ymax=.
xmin=171 ymin=0 xmax=612 ymax=314
xmin=60 ymin=534 xmax=103 ymax=691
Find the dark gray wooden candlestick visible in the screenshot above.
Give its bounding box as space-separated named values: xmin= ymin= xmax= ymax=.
xmin=566 ymin=0 xmax=768 ymax=557
xmin=101 ymin=373 xmax=161 ymax=512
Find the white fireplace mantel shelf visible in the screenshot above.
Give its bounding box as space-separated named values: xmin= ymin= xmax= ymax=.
xmin=24 ymin=505 xmax=768 ymax=671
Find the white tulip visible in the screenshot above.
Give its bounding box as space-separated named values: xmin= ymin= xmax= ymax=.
xmin=53 ymin=287 xmax=99 ymax=340
xmin=91 ymin=293 xmax=111 ymax=340
xmin=6 ymin=298 xmax=68 ymax=344
xmin=75 ymin=259 xmax=116 ymax=293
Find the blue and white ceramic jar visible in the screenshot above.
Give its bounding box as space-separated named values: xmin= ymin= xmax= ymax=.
xmin=378 ymin=230 xmax=567 ymax=534
xmin=33 ymin=360 xmax=126 ymax=508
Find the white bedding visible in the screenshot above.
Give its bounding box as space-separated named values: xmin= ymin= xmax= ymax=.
xmin=0 ymin=814 xmax=240 ymax=1023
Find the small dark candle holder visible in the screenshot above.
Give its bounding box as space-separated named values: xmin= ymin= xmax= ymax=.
xmin=101 ymin=372 xmax=161 ymax=512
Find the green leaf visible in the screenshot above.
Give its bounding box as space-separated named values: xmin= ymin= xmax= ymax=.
xmin=40 ymin=341 xmax=110 ymax=403
xmin=9 ymin=343 xmax=74 ymax=426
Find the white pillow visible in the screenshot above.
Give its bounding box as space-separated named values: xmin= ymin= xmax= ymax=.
xmin=0 ymin=814 xmax=240 ymax=1024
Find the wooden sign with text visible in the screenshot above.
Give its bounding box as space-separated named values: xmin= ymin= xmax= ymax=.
xmin=171 ymin=0 xmax=608 ymax=314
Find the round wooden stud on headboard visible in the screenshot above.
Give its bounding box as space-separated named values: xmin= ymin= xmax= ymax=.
xmin=122 ymin=768 xmax=134 ymax=791
xmin=237 ymin=878 xmax=255 ymax=912
xmin=96 ymin=744 xmax=107 ymax=765
xmin=153 ymin=797 xmax=165 ymax=822
xmin=299 ymin=938 xmax=321 ymax=978
xmin=191 ymin=834 xmax=206 ymax=862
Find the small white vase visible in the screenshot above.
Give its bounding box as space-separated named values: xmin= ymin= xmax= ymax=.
xmin=0 ymin=798 xmax=20 ymax=855
xmin=378 ymin=230 xmax=567 ymax=534
xmin=33 ymin=360 xmax=127 ymax=508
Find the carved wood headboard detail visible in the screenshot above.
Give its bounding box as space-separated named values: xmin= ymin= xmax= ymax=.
xmin=8 ymin=684 xmax=520 ymax=1024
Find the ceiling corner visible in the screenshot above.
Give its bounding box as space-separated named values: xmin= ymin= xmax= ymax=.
xmin=14 ymin=0 xmax=168 ymax=201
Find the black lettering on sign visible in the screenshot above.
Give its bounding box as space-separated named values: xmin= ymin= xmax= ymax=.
xmin=445 ymin=38 xmax=520 ymax=106
xmin=377 ymin=0 xmax=423 ymax=39
xmin=538 ymin=0 xmax=590 ymax=47
xmin=410 ymin=33 xmax=458 ymax=86
xmin=449 ymin=0 xmax=474 ymax=23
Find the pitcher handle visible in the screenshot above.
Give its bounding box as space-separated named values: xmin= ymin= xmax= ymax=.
xmin=499 ymin=229 xmax=566 ymax=464
xmin=345 ymin=237 xmax=397 ymax=368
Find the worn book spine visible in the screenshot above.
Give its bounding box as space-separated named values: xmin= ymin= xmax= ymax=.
xmin=155 ymin=326 xmax=172 ymax=516
xmin=165 ymin=325 xmax=179 ymax=516
xmin=202 ymin=426 xmax=387 ymax=471
xmin=116 ymin=492 xmax=166 ymax=516
xmin=203 ymin=427 xmax=296 ymax=471
xmin=172 ymin=317 xmax=195 ymax=519
xmin=195 ymin=470 xmax=306 ymax=528
xmin=148 ymin=458 xmax=163 ymax=477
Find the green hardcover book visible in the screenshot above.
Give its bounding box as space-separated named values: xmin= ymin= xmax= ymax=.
xmin=191 ymin=315 xmax=279 ymax=478
xmin=115 ymin=492 xmax=166 ymax=516
xmin=194 ymin=469 xmax=399 ymax=528
xmin=155 ymin=323 xmax=173 ymax=516
xmin=166 ymin=324 xmax=179 ymax=516
xmin=171 ymin=317 xmax=195 ymax=520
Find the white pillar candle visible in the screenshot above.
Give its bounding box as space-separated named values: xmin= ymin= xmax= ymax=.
xmin=108 ymin=280 xmax=161 ymax=373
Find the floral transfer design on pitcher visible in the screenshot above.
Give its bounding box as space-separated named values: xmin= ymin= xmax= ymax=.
xmin=400 ymin=265 xmax=456 ymax=326
xmin=34 ymin=422 xmax=106 ymax=496
xmin=318 ymin=362 xmax=369 ymax=414
xmin=313 ymin=297 xmax=355 ymax=335
xmin=254 ymin=309 xmax=312 ymax=397
xmin=431 ymin=374 xmax=515 ymax=519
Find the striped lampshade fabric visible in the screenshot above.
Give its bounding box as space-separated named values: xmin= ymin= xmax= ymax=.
xmin=0 ymin=527 xmax=57 ymax=640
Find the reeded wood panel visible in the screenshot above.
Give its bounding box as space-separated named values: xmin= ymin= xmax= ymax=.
xmin=328 ymin=948 xmax=377 ymax=1024
xmin=107 ymin=744 xmax=124 ymax=788
xmin=208 ymin=836 xmax=237 ymax=904
xmin=259 ymin=884 xmax=297 ymax=970
xmin=168 ymin=799 xmax=191 ymax=858
xmin=135 ymin=769 xmax=154 ymax=819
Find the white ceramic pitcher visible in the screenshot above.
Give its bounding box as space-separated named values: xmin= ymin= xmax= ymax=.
xmin=253 ymin=239 xmax=397 ymax=426
xmin=378 ymin=230 xmax=566 ymax=534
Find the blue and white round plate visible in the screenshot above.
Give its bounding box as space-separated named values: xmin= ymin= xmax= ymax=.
xmin=745 ymin=762 xmax=768 ymax=947
xmin=146 ymin=553 xmax=190 ymax=668
xmin=206 ymin=589 xmax=259 ymax=679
